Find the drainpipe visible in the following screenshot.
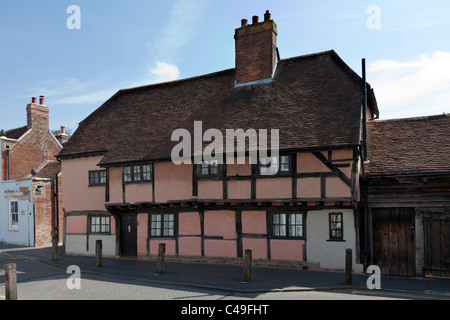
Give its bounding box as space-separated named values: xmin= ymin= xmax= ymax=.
xmin=5 ymin=145 xmax=10 ymax=180
xmin=361 ymin=59 xmax=370 ymax=269
xmin=362 ymin=59 xmax=368 ymax=163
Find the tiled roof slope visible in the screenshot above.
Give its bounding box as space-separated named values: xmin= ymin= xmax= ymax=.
xmin=57 ymin=50 xmax=376 ymax=166
xmin=366 ymin=114 xmax=450 ymax=176
xmin=5 ymin=126 xmax=28 ymax=140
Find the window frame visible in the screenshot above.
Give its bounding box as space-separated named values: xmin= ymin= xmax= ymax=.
xmin=197 ymin=160 xmax=222 ymax=180
xmin=8 ymin=199 xmax=19 ymax=230
xmin=150 ymin=213 xmax=176 ymax=238
xmin=123 ymin=164 xmax=153 ymax=184
xmin=328 ymin=212 xmax=344 ymax=241
xmin=88 ymin=170 xmax=107 ymax=186
xmin=88 ymin=215 xmax=111 ymax=234
xmin=257 ymin=154 xmax=292 ymax=177
xmin=270 ymin=212 xmax=305 ymax=239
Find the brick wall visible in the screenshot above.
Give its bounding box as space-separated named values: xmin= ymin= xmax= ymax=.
xmin=234 ymin=12 xmax=277 ymax=84
xmin=32 ymin=175 xmax=63 ymax=246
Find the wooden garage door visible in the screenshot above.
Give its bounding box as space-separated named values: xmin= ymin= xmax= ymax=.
xmin=372 ymin=208 xmax=415 ymax=276
xmin=423 ymin=212 xmax=450 ymax=278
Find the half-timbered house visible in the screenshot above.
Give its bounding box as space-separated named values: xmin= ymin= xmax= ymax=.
xmin=57 ymin=12 xmax=379 ymax=271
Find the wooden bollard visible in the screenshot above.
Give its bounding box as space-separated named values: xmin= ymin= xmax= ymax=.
xmin=95 ymin=240 xmax=102 ymax=267
xmin=156 ymin=243 xmax=166 ymax=274
xmin=5 ymin=263 xmax=18 ymax=300
xmin=242 ymin=249 xmax=252 ymax=283
xmin=345 ymin=248 xmax=353 ymax=285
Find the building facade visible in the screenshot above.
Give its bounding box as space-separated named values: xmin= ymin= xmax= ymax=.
xmin=58 ymin=12 xmax=379 ymax=271
xmin=0 ymin=97 xmax=63 ymax=246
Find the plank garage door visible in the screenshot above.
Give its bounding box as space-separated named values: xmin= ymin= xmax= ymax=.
xmin=372 ymin=208 xmax=415 ymax=276
xmin=423 ymin=212 xmax=450 ymax=278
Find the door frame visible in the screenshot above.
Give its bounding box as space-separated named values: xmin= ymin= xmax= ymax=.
xmin=118 ymin=213 xmax=138 ymax=257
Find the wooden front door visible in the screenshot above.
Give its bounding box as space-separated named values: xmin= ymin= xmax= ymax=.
xmin=120 ymin=214 xmax=137 ymax=257
xmin=372 ymin=208 xmax=415 ymax=276
xmin=423 ymin=212 xmax=450 ymax=278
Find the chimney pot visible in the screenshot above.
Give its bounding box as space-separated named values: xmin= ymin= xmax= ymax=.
xmin=31 ymin=97 xmax=37 ymax=104
xmin=60 ymin=126 xmax=66 ymax=134
xmin=241 ymin=19 xmax=248 ymax=27
xmin=39 ymin=96 xmax=45 ymax=105
xmin=264 ymin=10 xmax=271 ymax=22
xmin=252 ymin=16 xmax=259 ymax=24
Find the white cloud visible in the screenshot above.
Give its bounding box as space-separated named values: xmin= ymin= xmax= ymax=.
xmin=150 ymin=61 xmax=180 ymax=83
xmin=369 ymin=51 xmax=450 ymax=119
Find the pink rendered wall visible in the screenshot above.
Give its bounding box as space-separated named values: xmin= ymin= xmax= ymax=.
xmin=198 ymin=180 xmax=222 ymax=199
xmin=227 ymin=180 xmax=251 ymax=199
xmin=137 ymin=214 xmax=148 ymax=255
xmin=61 ymin=156 xmax=106 ymax=212
xmin=297 ymin=177 xmax=321 ymax=198
xmin=154 ymin=162 xmax=192 ymax=203
xmin=256 ymin=178 xmax=291 ymax=199
xmin=204 ymin=210 xmax=236 ymax=239
xmin=242 ymin=211 xmax=266 ymax=234
xmin=204 ymin=239 xmax=236 ymax=258
xmin=108 ymin=167 xmax=122 ymax=203
xmin=150 ymin=239 xmax=176 ymax=255
xmin=243 ymin=238 xmax=267 ymax=259
xmin=125 ymin=183 xmax=153 ymax=204
xmin=297 ymin=152 xmax=328 ymax=173
xmin=270 ymin=239 xmax=304 ymax=261
xmin=66 ymin=216 xmax=87 ymax=234
xmin=179 ymin=212 xmax=201 ymax=235
xmin=204 ymin=210 xmax=237 ymax=258
xmin=326 ymin=177 xmax=351 ymax=197
xmin=179 ymin=237 xmax=202 ymax=256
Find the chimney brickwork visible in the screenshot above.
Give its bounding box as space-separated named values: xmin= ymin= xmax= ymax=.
xmin=235 ymin=10 xmax=277 ymax=85
xmin=27 ymin=96 xmax=49 ymax=131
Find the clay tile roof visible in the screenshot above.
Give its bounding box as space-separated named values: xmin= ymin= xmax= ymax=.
xmin=5 ymin=126 xmax=28 ymax=140
xmin=57 ymin=50 xmax=377 ymax=166
xmin=35 ymin=160 xmax=61 ymax=179
xmin=366 ymin=114 xmax=450 ymax=176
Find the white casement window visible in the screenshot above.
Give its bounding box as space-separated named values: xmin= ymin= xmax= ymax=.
xmin=90 ymin=216 xmax=111 ymax=234
xmin=150 ymin=213 xmax=175 ymax=237
xmin=9 ymin=199 xmax=19 ymax=230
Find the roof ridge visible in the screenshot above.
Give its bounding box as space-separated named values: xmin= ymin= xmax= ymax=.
xmin=119 ymin=68 xmax=235 ymax=93
xmin=369 ymin=113 xmax=449 ymax=124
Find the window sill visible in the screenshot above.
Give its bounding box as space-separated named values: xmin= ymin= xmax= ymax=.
xmin=8 ymin=228 xmax=19 ymax=232
xmin=327 ymin=239 xmax=346 ymax=242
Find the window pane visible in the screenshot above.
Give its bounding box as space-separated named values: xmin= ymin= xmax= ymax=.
xmin=123 ymin=167 xmax=132 ymax=182
xmin=280 ymin=155 xmax=290 ymax=172
xmin=99 ymin=171 xmax=106 ymax=184
xmin=142 ymin=165 xmax=151 ymax=181
xmin=133 ymin=166 xmax=141 ymax=181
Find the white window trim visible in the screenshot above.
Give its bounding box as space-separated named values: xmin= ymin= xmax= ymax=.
xmin=8 ymin=198 xmax=19 ymax=231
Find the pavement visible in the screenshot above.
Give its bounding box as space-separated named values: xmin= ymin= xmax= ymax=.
xmin=0 ymin=243 xmax=449 ymax=299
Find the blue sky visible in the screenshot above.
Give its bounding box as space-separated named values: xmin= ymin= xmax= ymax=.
xmin=1 ymin=0 xmax=449 ymax=133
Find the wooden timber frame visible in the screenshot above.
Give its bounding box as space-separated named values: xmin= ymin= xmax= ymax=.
xmin=105 ymin=199 xmax=354 ymax=262
xmin=361 ymin=172 xmax=450 ymax=277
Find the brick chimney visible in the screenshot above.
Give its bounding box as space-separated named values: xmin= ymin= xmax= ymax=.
xmin=56 ymin=126 xmax=69 ymax=145
xmin=27 ymin=96 xmax=49 ymax=131
xmin=234 ymin=10 xmax=278 ymax=86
